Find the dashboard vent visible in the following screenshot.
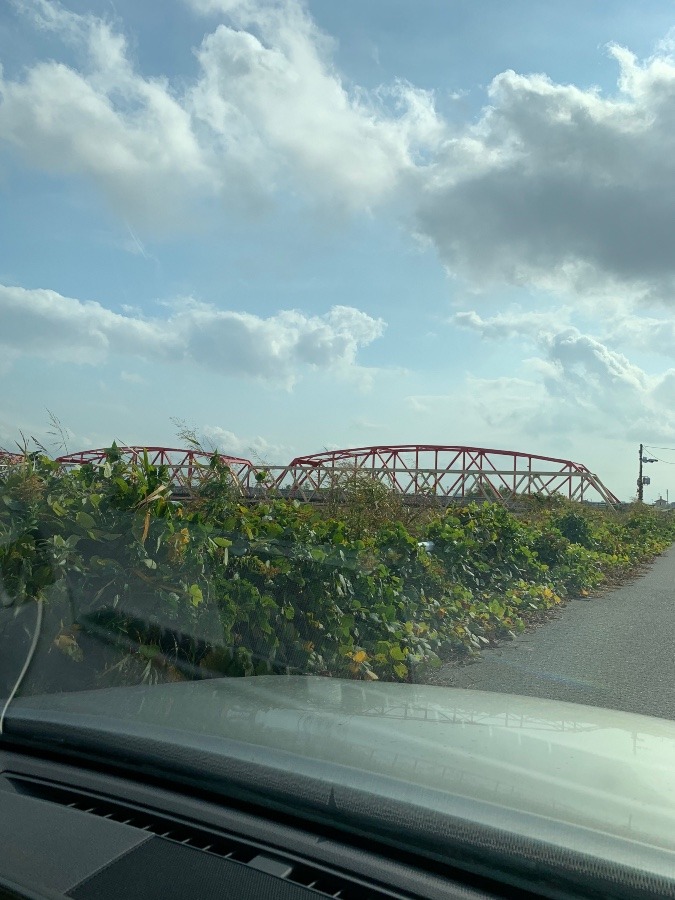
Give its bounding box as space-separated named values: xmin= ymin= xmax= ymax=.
xmin=8 ymin=775 xmax=399 ymax=900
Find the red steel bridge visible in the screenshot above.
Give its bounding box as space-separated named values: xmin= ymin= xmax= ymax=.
xmin=0 ymin=451 xmax=23 ymax=469
xmin=36 ymin=444 xmax=620 ymax=506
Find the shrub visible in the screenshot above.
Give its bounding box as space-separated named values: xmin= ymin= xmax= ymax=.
xmin=1 ymin=453 xmax=674 ymax=693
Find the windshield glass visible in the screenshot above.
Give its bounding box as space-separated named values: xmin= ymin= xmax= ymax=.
xmin=4 ymin=0 xmax=675 ymax=883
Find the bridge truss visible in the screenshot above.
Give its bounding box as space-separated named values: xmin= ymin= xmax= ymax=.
xmin=0 ymin=450 xmax=24 ymax=474
xmin=278 ymin=445 xmax=620 ymax=505
xmin=53 ymin=444 xmax=620 ymax=506
xmin=55 ymin=447 xmax=255 ymax=493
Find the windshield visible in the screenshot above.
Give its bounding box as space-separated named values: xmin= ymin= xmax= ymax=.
xmin=3 ymin=0 xmax=675 ymax=889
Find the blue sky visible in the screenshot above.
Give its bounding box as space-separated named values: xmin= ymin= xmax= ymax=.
xmin=3 ymin=0 xmax=675 ymax=499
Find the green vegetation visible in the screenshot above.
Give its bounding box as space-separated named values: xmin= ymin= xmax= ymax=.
xmin=1 ymin=450 xmax=674 ymax=693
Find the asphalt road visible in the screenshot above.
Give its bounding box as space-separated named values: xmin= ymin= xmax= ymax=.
xmin=431 ymin=545 xmax=675 ymax=720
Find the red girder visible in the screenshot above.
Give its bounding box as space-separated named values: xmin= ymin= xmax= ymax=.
xmin=0 ymin=450 xmax=23 ymax=466
xmin=3 ymin=442 xmax=618 ymax=505
xmin=57 ymin=446 xmax=252 ymax=466
xmin=291 ymin=444 xmax=590 ymax=470
xmin=288 ymin=445 xmax=620 ymax=505
xmin=56 ymin=446 xmax=255 ymax=489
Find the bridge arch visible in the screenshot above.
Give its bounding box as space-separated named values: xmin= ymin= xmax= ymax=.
xmin=4 ymin=443 xmax=619 ymax=505
xmin=56 ymin=446 xmax=255 ymax=491
xmin=287 ymin=445 xmax=620 ymax=505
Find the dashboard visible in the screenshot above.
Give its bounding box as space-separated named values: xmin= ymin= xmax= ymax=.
xmin=0 ymin=746 xmax=503 ymax=900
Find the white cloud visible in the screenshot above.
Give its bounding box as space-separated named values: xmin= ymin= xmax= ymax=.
xmin=188 ymin=0 xmax=443 ymax=209
xmin=606 ymin=314 xmax=675 ymax=361
xmin=5 ymin=0 xmax=675 ymax=311
xmin=1 ymin=0 xmax=444 ymax=227
xmin=120 ymin=371 xmax=146 ymax=384
xmin=416 ymin=44 xmax=675 ymax=304
xmin=451 ymin=308 xmax=571 ymax=342
xmin=0 ymin=284 xmax=175 ymax=364
xmin=201 ymin=424 xmax=287 ymax=461
xmin=1 ymin=4 xmax=211 ymax=228
xmin=0 ymin=283 xmax=385 ymax=387
xmin=450 ymin=308 xmax=675 ymax=442
xmin=453 ymin=301 xmax=675 ymax=368
xmin=173 ymin=299 xmax=385 ymax=383
xmin=7 ymin=0 xmax=675 ymax=462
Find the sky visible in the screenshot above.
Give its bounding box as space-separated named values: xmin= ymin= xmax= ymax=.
xmin=3 ymin=0 xmax=675 ymax=500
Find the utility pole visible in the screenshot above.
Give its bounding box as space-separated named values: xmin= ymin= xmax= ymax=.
xmin=638 ymin=444 xmax=658 ymax=502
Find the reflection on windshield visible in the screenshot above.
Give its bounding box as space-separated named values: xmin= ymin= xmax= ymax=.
xmin=2 ymin=449 xmax=674 ymax=704
xmin=10 ymin=674 xmax=675 ymax=854
xmin=5 ymin=4 xmax=675 ymax=895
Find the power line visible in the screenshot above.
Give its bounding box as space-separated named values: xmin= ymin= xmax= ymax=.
xmin=643 ymin=446 xmax=675 ymax=465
